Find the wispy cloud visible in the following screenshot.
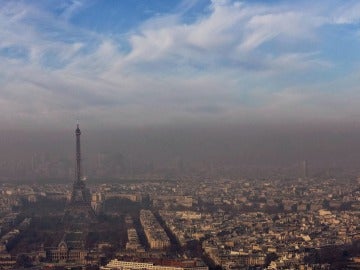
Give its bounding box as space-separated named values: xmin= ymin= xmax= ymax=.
xmin=0 ymin=0 xmax=360 ymax=129
xmin=332 ymin=1 xmax=360 ymax=24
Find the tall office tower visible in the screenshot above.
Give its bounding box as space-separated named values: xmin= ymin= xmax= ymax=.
xmin=63 ymin=124 xmax=96 ymax=226
xmin=302 ymin=160 xmax=308 ymax=179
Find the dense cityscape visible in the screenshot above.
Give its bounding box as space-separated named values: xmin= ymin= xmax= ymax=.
xmin=0 ymin=124 xmax=358 ymax=269
xmin=0 ymin=123 xmax=359 ymax=270
xmin=0 ymin=173 xmax=359 ymax=269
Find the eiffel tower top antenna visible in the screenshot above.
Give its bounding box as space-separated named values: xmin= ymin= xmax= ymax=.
xmin=75 ymin=123 xmax=82 ymax=183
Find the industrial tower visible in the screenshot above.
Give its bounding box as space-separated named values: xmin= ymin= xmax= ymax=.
xmin=63 ymin=124 xmax=96 ymax=226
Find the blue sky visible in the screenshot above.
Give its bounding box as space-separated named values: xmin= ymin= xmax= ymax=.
xmin=1 ymin=0 xmax=360 ymax=129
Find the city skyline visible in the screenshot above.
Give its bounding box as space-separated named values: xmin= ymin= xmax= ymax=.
xmin=2 ymin=122 xmax=360 ymax=180
xmin=1 ymin=0 xmax=360 ymax=129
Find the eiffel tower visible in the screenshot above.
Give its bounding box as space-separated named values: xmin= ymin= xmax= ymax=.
xmin=63 ymin=124 xmax=96 ymax=227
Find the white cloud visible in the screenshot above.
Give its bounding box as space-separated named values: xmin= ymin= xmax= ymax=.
xmin=238 ymin=11 xmax=321 ymax=52
xmin=332 ymin=2 xmax=360 ymax=24
xmin=0 ymin=0 xmax=360 ymax=129
xmin=60 ymin=0 xmax=85 ymax=20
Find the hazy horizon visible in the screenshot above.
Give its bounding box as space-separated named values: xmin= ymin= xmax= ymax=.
xmin=0 ymin=122 xmax=360 ymax=180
